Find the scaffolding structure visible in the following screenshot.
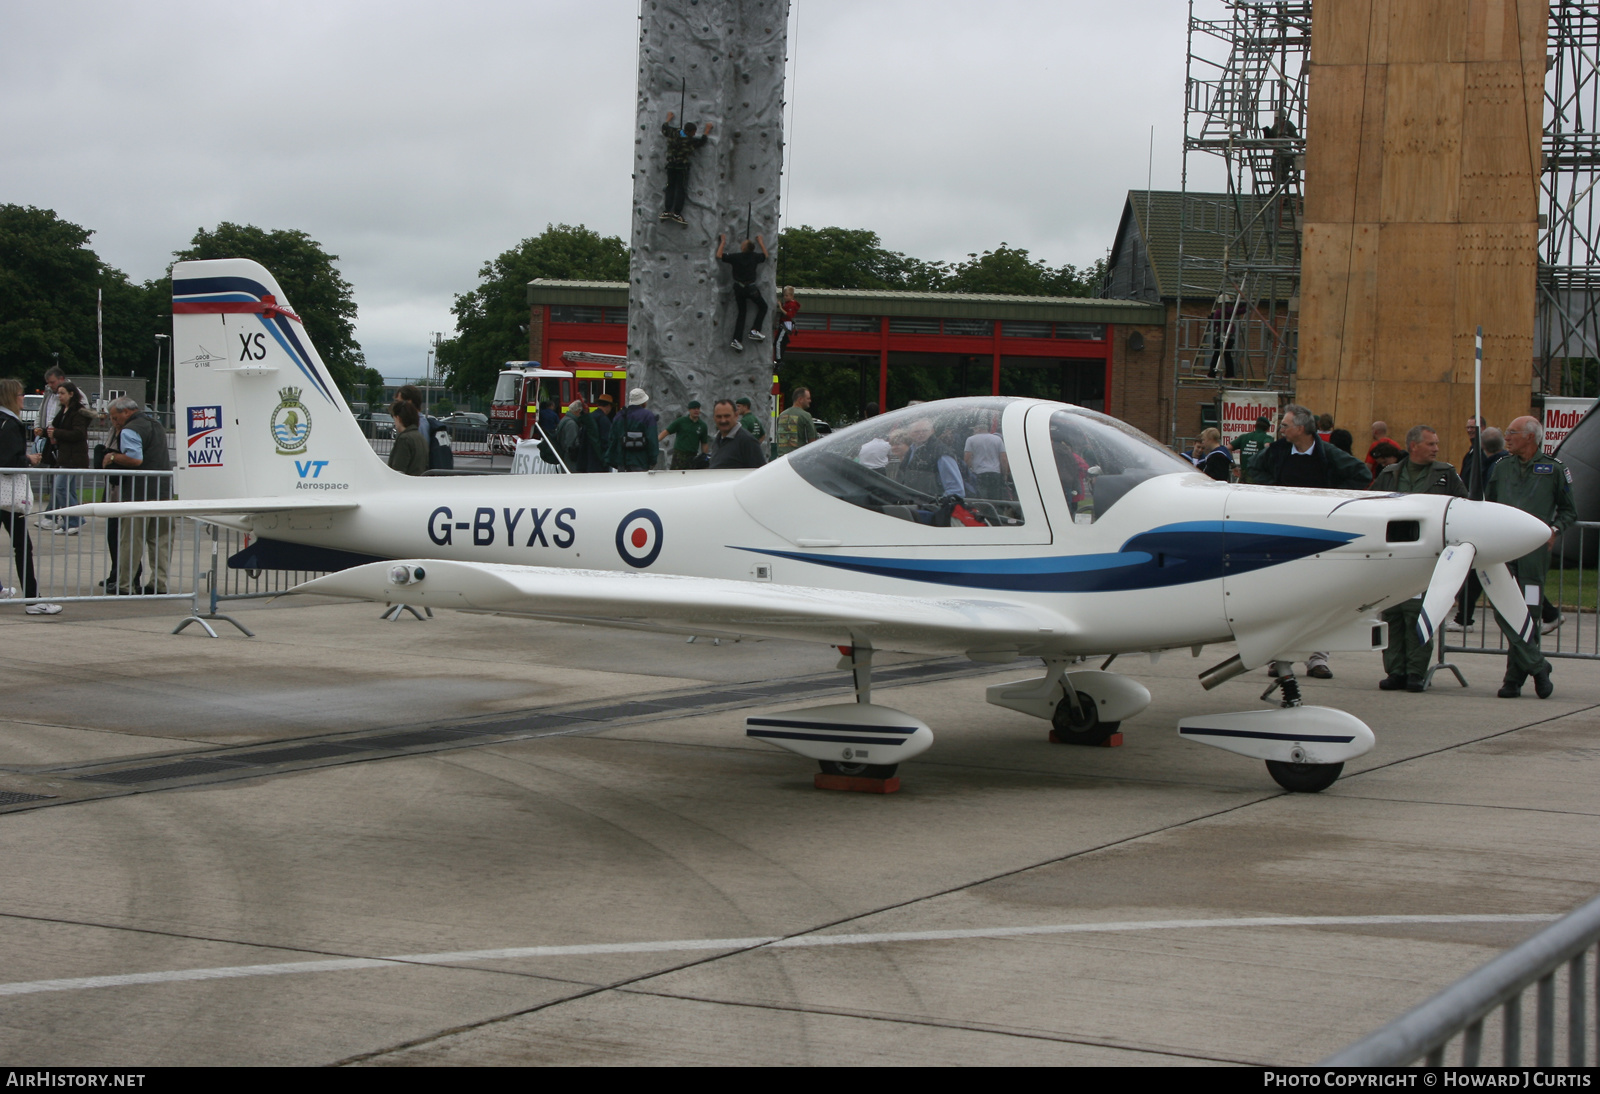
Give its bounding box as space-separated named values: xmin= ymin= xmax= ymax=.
xmin=1540 ymin=1 xmax=1600 ymax=398
xmin=1174 ymin=0 xmax=1308 ymax=436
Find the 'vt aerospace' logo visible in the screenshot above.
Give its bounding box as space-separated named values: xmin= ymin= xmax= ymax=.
xmin=271 ymin=387 xmax=312 ymax=456
xmin=187 ymin=405 xmax=223 ymax=468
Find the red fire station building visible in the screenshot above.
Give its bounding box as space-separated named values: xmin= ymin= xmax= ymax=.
xmin=527 ymin=279 xmax=1169 ymax=436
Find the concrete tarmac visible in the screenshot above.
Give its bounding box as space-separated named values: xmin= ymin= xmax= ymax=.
xmin=1 ymin=596 xmax=1597 ymax=1066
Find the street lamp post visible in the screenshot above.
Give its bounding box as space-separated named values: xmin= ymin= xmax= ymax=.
xmin=154 ymin=335 xmax=169 ymax=423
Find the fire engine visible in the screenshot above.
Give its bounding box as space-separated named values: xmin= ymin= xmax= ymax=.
xmin=487 ymin=352 xmax=629 ymax=453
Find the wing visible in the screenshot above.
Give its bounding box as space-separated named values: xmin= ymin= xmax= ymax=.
xmin=294 ymin=559 xmax=1074 ymax=654
xmin=56 ymin=498 xmax=359 ymax=518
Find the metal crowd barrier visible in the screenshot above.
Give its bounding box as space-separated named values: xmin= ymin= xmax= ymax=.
xmin=0 ymin=469 xmax=333 ymax=636
xmin=1326 ymin=895 xmax=1600 ymax=1066
xmin=1443 ymin=519 xmax=1600 ymax=663
xmin=172 ymin=521 xmax=332 ymax=637
xmin=0 ymin=468 xmax=195 ymax=607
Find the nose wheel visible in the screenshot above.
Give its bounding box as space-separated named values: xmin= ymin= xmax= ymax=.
xmin=1265 ymin=759 xmax=1344 ymax=793
xmin=1261 ymin=662 xmax=1343 ymax=792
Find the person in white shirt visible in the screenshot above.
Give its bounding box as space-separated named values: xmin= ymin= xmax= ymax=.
xmin=857 ymin=435 xmax=890 ymax=470
xmin=963 ymin=418 xmax=1008 ymax=499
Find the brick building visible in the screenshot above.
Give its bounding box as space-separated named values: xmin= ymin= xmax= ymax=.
xmin=1104 ymin=190 xmax=1296 ymax=444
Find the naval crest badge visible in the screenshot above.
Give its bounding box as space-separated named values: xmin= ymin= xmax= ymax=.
xmin=271 ymin=387 xmax=313 ymax=455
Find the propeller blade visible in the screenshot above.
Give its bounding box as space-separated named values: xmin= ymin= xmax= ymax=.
xmin=1416 ymin=543 xmax=1477 ymax=644
xmin=1478 ymin=563 xmax=1536 ymax=644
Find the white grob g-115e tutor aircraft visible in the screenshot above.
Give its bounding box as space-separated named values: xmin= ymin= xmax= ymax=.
xmin=72 ymin=259 xmax=1551 ymax=794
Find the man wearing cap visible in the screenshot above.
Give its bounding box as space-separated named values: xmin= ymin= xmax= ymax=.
xmin=736 ymin=396 xmax=765 ymax=443
xmin=590 ymin=393 xmax=614 ymax=457
xmin=606 ymin=388 xmax=659 ymax=472
xmin=660 ymin=401 xmax=709 ymax=471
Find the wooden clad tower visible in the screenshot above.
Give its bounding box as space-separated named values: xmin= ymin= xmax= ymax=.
xmin=1297 ymin=0 xmax=1547 ymax=443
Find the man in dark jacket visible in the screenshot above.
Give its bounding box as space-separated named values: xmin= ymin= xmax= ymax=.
xmin=707 ymin=399 xmax=766 ymax=470
xmin=591 ymin=393 xmax=614 ymax=457
xmin=1250 ymin=404 xmax=1371 ymax=679
xmin=606 ymin=388 xmax=659 ymax=472
xmin=1250 ymin=404 xmax=1373 ymax=491
xmin=102 ymin=397 xmax=172 ymax=594
xmin=1460 ymin=416 xmax=1489 ymax=498
xmin=1369 ymin=425 xmax=1467 ymax=692
xmin=1452 ymin=426 xmax=1510 ymax=630
xmin=557 ymin=399 xmax=602 ymax=473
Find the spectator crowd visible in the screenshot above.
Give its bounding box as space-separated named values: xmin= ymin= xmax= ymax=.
xmin=1190 ymin=404 xmax=1575 ymax=699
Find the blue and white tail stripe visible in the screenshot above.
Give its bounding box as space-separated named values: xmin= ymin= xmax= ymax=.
xmin=173 ymin=275 xmax=336 ymax=404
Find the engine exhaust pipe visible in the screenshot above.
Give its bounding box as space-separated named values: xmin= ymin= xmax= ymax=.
xmin=1198 ymin=654 xmax=1247 ymax=691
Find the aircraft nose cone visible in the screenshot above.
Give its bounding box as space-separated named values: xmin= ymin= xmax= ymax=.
xmin=1445 ymin=499 xmax=1552 ymax=564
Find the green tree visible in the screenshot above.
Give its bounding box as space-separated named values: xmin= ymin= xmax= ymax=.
xmin=775 ymin=225 xmax=947 ymax=291
xmin=351 ymin=365 xmax=387 ymax=411
xmin=174 ymin=223 xmax=365 ymax=393
xmin=0 ymin=204 xmax=167 ymax=391
xmin=776 ymin=226 xmax=1106 ymax=299
xmin=437 ymin=224 xmax=628 ymax=395
xmin=943 ymin=244 xmax=1109 ymax=298
xmin=100 ymin=275 xmax=169 ymax=391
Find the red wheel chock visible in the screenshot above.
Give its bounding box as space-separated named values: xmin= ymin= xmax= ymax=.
xmin=1048 ymin=730 xmax=1123 ymax=747
xmin=814 ymin=773 xmax=901 ymax=793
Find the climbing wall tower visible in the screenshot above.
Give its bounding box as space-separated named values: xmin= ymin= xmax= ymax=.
xmin=628 ymin=0 xmax=788 ymax=420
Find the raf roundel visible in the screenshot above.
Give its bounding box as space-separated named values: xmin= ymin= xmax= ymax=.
xmin=616 ymin=508 xmax=664 ymax=568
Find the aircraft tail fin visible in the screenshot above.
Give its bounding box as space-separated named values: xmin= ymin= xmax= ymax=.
xmin=171 ymin=258 xmax=387 ymax=501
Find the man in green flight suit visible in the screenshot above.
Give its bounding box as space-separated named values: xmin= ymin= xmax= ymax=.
xmin=736 ymin=396 xmax=765 ymax=443
xmin=1485 ymin=415 xmax=1578 ymax=699
xmin=660 ymin=401 xmax=709 ymax=470
xmin=1370 ymin=424 xmax=1467 ymax=692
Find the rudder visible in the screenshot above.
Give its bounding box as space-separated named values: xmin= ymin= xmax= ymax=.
xmin=172 ymin=258 xmax=386 ymax=502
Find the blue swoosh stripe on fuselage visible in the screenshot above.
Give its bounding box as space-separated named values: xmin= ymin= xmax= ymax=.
xmin=735 ymin=521 xmax=1359 ymax=594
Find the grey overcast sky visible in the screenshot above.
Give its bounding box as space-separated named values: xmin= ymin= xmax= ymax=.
xmin=0 ymin=1 xmax=1221 ymax=381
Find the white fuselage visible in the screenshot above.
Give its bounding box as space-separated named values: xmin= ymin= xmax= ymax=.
xmin=239 ymin=433 xmax=1448 ymax=661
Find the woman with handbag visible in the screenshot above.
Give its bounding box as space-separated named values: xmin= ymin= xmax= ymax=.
xmin=0 ymin=378 xmax=62 ymax=615
xmin=44 ymin=380 xmax=90 ymax=534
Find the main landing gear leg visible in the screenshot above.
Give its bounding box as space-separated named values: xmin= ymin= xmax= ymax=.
xmin=815 ymin=644 xmax=901 ymax=793
xmin=1045 ymin=659 xmax=1122 ymax=747
xmin=1259 ymin=660 xmax=1343 ymax=793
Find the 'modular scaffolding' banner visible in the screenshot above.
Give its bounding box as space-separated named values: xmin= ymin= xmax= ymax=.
xmin=1543 ymin=397 xmax=1595 ymax=455
xmin=1219 ymin=390 xmax=1281 ymax=448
